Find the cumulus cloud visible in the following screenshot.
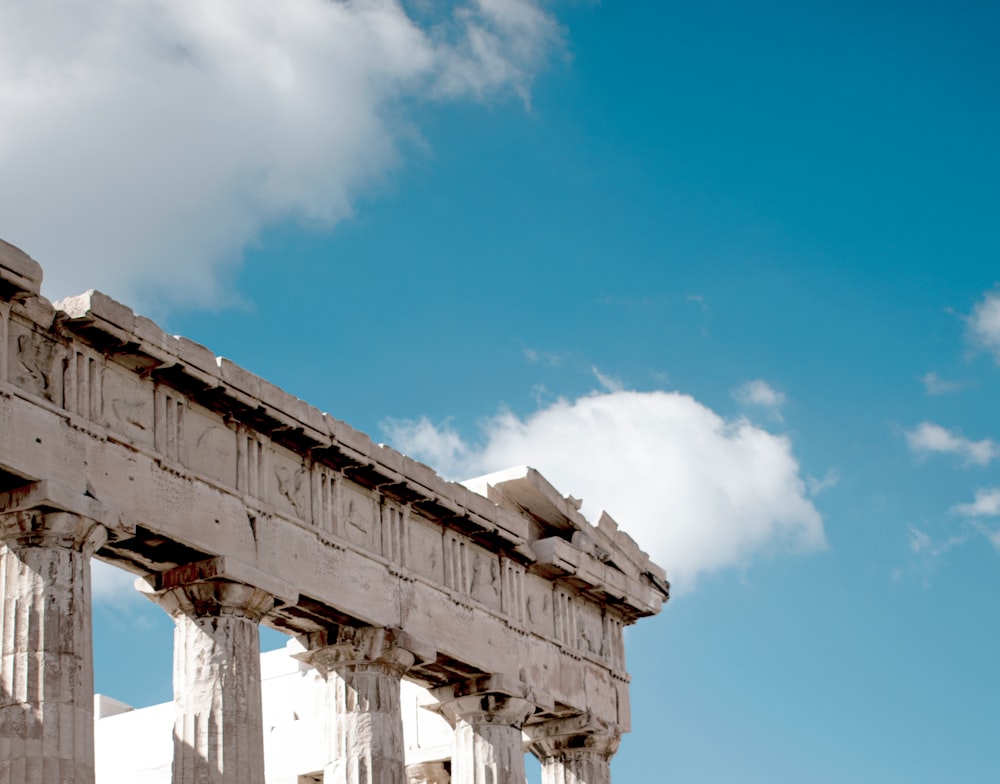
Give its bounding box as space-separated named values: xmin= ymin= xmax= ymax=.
xmin=0 ymin=0 xmax=560 ymax=311
xmin=905 ymin=422 xmax=999 ymax=466
xmin=384 ymin=389 xmax=826 ymax=590
xmin=968 ymin=290 xmax=1000 ymax=362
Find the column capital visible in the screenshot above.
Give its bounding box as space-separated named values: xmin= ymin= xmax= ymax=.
xmin=433 ymin=676 xmax=539 ymax=729
xmin=527 ymin=714 xmax=621 ymax=761
xmin=294 ymin=625 xmax=433 ymax=677
xmin=0 ymin=508 xmax=107 ymax=554
xmin=138 ymin=556 xmax=294 ymax=621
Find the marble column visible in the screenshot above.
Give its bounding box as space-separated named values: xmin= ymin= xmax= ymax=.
xmin=0 ymin=508 xmax=107 ymax=784
xmin=297 ymin=626 xmax=429 ymax=784
xmin=141 ymin=561 xmax=283 ymax=784
xmin=405 ymin=761 xmax=450 ymax=784
xmin=435 ymin=679 xmax=536 ymax=784
xmin=528 ymin=716 xmax=620 ymax=784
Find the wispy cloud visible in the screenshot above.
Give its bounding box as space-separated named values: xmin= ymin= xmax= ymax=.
xmin=968 ymin=290 xmax=1000 ymax=363
xmin=591 ymin=366 xmax=624 ymax=393
xmin=0 ymin=0 xmax=561 ymax=312
xmin=907 ymin=525 xmax=968 ymax=559
xmin=807 ymin=468 xmax=840 ymax=496
xmin=733 ymin=379 xmax=786 ymax=420
xmin=904 ymin=422 xmax=999 ymax=466
xmin=522 ymin=347 xmax=567 ymax=367
xmin=920 ymin=371 xmax=961 ymax=396
xmin=952 ymin=487 xmax=1000 ymax=518
xmin=384 ymin=387 xmax=825 ymax=591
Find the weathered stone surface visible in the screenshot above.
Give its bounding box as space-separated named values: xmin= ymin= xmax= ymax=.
xmin=0 ymin=511 xmax=105 ymax=784
xmin=406 ymin=761 xmax=450 ymax=784
xmin=0 ymin=245 xmax=671 ymax=784
xmin=0 ymin=240 xmax=42 ymax=299
xmin=528 ymin=716 xmax=620 ymax=784
xmin=142 ymin=572 xmax=279 ymax=784
xmin=437 ymin=691 xmax=535 ymax=784
xmin=295 ymin=627 xmax=428 ymax=784
xmin=432 ymin=677 xmax=539 ymax=784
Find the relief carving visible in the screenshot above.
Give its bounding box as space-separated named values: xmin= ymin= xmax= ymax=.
xmin=16 ymin=332 xmax=60 ymax=401
xmin=343 ymin=495 xmax=376 ymax=549
xmin=275 ymin=465 xmax=307 ymax=520
xmin=470 ymin=551 xmax=500 ymax=609
xmin=111 ymin=398 xmax=148 ymax=431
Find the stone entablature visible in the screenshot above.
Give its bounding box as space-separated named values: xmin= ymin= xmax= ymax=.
xmin=0 ymin=239 xmax=669 ymax=783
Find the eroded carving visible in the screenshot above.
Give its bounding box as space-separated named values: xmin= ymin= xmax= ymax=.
xmin=15 ymin=330 xmax=61 ymax=401
xmin=342 ymin=486 xmax=378 ymax=550
xmin=275 ymin=465 xmax=307 ymax=519
xmin=469 ymin=547 xmax=501 ymax=610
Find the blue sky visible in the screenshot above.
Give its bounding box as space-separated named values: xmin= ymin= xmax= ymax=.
xmin=4 ymin=1 xmax=999 ymax=781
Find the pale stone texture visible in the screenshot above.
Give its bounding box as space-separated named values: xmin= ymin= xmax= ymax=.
xmin=296 ymin=627 xmax=429 ymax=784
xmin=405 ymin=761 xmax=450 ymax=784
xmin=436 ymin=689 xmax=535 ymax=784
xmin=145 ymin=576 xmax=276 ymax=784
xmin=528 ymin=717 xmax=620 ymax=784
xmin=0 ymin=510 xmax=106 ymax=784
xmin=0 ymin=250 xmax=671 ymax=784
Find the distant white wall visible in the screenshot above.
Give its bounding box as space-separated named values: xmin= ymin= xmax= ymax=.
xmin=95 ymin=644 xmax=455 ymax=783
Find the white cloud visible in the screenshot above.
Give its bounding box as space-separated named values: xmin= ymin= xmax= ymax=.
xmin=905 ymin=422 xmax=999 ymax=466
xmin=733 ymin=379 xmax=786 ymax=419
xmin=920 ymin=372 xmax=961 ymax=396
xmin=952 ymin=487 xmax=1000 ymax=518
xmin=0 ymin=0 xmax=560 ymax=312
xmin=591 ymin=366 xmax=624 ymax=393
xmin=384 ymin=389 xmax=825 ymax=591
xmin=92 ymin=559 xmax=144 ymax=607
xmin=806 ymin=468 xmax=839 ymax=496
xmin=968 ymin=290 xmax=1000 ymax=362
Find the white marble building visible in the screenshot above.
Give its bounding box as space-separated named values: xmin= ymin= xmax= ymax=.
xmin=0 ymin=239 xmax=668 ymax=784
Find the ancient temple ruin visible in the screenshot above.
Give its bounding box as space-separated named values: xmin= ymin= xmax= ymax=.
xmin=0 ymin=239 xmax=669 ymax=784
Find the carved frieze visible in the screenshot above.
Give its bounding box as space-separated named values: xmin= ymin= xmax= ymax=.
xmin=554 ymin=587 xmax=578 ymax=650
xmin=468 ymin=543 xmax=501 ymax=611
xmin=406 ymin=514 xmax=444 ymax=584
xmin=270 ymin=446 xmax=308 ymax=521
xmin=523 ymin=574 xmax=554 ymax=637
xmin=341 ymin=484 xmax=379 ymax=552
xmin=102 ymin=363 xmax=153 ymax=446
xmin=154 ymin=385 xmax=186 ymax=463
xmin=602 ymin=612 xmax=625 ymax=670
xmin=185 ymin=405 xmax=238 ymax=487
xmin=500 ymin=559 xmax=526 ymax=625
xmin=11 ymin=324 xmax=62 ymax=404
xmin=577 ymin=601 xmax=603 ymax=657
xmin=443 ymin=531 xmax=469 ymax=595
xmin=381 ymin=498 xmax=409 ymax=569
xmin=237 ymin=427 xmax=269 ymax=500
xmin=63 ymin=348 xmax=103 ymax=423
xmin=310 ymin=464 xmax=340 ymax=537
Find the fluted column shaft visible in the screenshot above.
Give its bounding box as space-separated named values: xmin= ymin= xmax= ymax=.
xmin=298 ymin=627 xmax=421 ymax=784
xmin=0 ymin=510 xmax=106 ymax=784
xmin=528 ymin=718 xmax=620 ymax=784
xmin=539 ymin=750 xmax=611 ymax=784
xmin=149 ymin=579 xmax=275 ymax=784
xmin=440 ymin=693 xmax=534 ymax=784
